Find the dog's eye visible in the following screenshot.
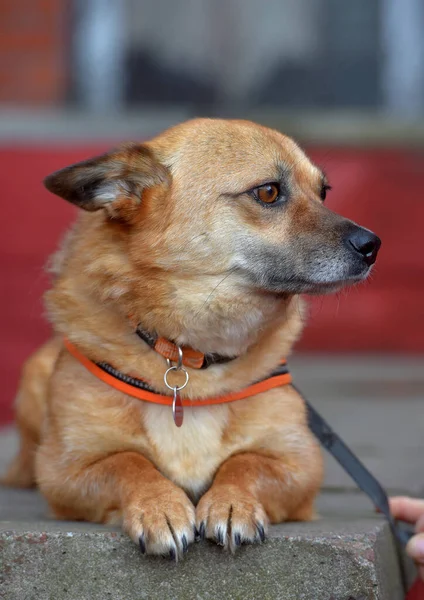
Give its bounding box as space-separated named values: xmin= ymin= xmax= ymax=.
xmin=254 ymin=183 xmax=280 ymax=204
xmin=320 ymin=184 xmax=331 ymax=201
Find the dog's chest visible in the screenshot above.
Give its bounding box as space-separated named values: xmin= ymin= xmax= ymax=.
xmin=142 ymin=404 xmax=231 ymax=499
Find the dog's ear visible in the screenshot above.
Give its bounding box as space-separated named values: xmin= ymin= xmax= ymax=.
xmin=44 ymin=143 xmax=169 ymax=219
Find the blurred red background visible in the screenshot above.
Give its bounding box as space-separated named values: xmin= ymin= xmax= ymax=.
xmin=1 ymin=143 xmax=423 ymax=425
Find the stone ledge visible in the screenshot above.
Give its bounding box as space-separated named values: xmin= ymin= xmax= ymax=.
xmin=0 ymin=492 xmax=407 ymax=600
xmin=0 ymin=436 xmax=417 ymax=600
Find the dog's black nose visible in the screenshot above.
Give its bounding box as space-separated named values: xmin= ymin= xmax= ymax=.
xmin=347 ymin=227 xmax=381 ymax=266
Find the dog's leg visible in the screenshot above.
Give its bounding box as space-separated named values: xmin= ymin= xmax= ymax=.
xmin=1 ymin=338 xmax=61 ymax=488
xmin=196 ymin=449 xmax=322 ymax=552
xmin=1 ymin=419 xmax=38 ymax=488
xmin=36 ymin=450 xmax=196 ymax=559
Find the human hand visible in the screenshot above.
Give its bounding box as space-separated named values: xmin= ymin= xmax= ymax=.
xmin=390 ymin=496 xmax=424 ymax=580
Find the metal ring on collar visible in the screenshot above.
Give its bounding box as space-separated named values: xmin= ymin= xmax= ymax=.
xmin=164 ymin=366 xmax=189 ymax=391
xmin=175 ymin=346 xmax=183 ymax=370
xmin=166 ymin=346 xmax=184 ymax=371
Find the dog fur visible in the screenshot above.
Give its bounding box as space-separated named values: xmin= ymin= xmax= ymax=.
xmin=2 ymin=119 xmax=380 ymax=558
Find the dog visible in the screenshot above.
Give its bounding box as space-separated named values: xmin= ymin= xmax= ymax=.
xmin=2 ymin=118 xmax=380 ymax=559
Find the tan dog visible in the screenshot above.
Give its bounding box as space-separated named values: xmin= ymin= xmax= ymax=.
xmin=2 ymin=119 xmax=380 ymax=559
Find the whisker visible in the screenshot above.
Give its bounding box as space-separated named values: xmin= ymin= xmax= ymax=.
xmin=195 ymin=267 xmax=238 ymax=317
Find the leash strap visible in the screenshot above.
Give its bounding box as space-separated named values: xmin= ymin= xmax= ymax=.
xmin=302 ymin=392 xmax=415 ymax=593
xmin=294 ymin=385 xmax=413 ymax=548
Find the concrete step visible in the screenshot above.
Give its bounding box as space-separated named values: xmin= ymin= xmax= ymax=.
xmin=0 ymin=487 xmax=410 ymax=600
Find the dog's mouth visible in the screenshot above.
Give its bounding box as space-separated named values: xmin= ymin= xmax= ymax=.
xmin=261 ymin=267 xmax=373 ymax=296
xmin=233 ymin=222 xmax=380 ymax=297
xmin=298 ymin=270 xmax=372 ymax=296
xmin=234 ymin=245 xmax=377 ymax=296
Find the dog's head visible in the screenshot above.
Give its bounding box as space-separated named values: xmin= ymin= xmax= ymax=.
xmin=44 ymin=119 xmax=380 ymax=298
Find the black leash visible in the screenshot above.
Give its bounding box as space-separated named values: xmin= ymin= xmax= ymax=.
xmin=293 ymin=384 xmax=413 ymax=548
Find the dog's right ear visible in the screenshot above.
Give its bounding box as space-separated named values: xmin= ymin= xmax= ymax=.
xmin=44 ymin=143 xmax=169 ymax=219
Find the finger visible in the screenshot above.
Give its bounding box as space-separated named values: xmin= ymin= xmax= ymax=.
xmin=416 ymin=513 xmax=424 ymax=533
xmin=407 ymin=533 xmax=424 ymax=565
xmin=389 ymin=497 xmax=424 ymax=524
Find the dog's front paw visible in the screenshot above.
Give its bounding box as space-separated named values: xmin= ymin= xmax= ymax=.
xmin=196 ymin=484 xmax=268 ymax=552
xmin=123 ymin=484 xmax=196 ymax=560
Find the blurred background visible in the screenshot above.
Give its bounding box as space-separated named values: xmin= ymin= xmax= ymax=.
xmin=1 ymin=0 xmax=423 ymax=425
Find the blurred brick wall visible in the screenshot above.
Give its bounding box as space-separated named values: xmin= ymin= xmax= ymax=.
xmin=0 ymin=1 xmax=67 ymax=105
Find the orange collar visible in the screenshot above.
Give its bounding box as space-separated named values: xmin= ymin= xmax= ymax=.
xmin=64 ymin=338 xmax=292 ymax=407
xmin=133 ymin=323 xmax=236 ymax=370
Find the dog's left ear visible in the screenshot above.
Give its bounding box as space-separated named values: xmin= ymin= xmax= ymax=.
xmin=44 ymin=143 xmax=169 ymax=219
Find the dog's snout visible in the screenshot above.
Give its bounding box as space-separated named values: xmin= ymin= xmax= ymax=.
xmin=346 ymin=227 xmax=381 ymax=266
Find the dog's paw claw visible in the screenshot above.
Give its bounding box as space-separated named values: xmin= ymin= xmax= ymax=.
xmin=198 ymin=522 xmax=206 ymax=539
xmin=256 ymin=523 xmax=266 ymax=542
xmin=168 ymin=547 xmax=177 ymax=561
xmin=216 ymin=527 xmax=225 ymax=546
xmin=139 ymin=534 xmax=146 ymax=554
